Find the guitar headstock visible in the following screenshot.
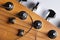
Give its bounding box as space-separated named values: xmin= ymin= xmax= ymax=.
xmin=0 ymin=0 xmax=60 ymax=40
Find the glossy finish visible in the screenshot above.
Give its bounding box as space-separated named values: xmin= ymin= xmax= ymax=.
xmin=32 ymin=20 xmax=42 ymax=29
xmin=17 ymin=29 xmax=24 ymax=36
xmin=0 ymin=0 xmax=60 ymax=40
xmin=47 ymin=30 xmax=57 ymax=39
xmin=32 ymin=2 xmax=39 ymax=11
xmin=2 ymin=2 xmax=14 ymax=11
xmin=16 ymin=11 xmax=28 ymax=20
xmin=46 ymin=9 xmax=56 ymax=20
xmin=7 ymin=17 xmax=15 ymax=24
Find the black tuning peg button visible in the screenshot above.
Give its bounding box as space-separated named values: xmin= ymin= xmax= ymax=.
xmin=47 ymin=30 xmax=57 ymax=39
xmin=32 ymin=2 xmax=39 ymax=11
xmin=46 ymin=9 xmax=56 ymax=20
xmin=2 ymin=2 xmax=14 ymax=11
xmin=16 ymin=11 xmax=28 ymax=20
xmin=7 ymin=17 xmax=15 ymax=24
xmin=32 ymin=20 xmax=42 ymax=29
xmin=17 ymin=29 xmax=24 ymax=36
xmin=18 ymin=0 xmax=27 ymax=2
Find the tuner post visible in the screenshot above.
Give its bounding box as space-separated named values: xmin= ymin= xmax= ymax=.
xmin=17 ymin=29 xmax=24 ymax=36
xmin=47 ymin=30 xmax=57 ymax=39
xmin=2 ymin=2 xmax=14 ymax=11
xmin=32 ymin=20 xmax=42 ymax=29
xmin=16 ymin=11 xmax=28 ymax=20
xmin=7 ymin=17 xmax=15 ymax=24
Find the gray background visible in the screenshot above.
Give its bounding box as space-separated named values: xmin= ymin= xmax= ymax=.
xmin=21 ymin=0 xmax=60 ymax=27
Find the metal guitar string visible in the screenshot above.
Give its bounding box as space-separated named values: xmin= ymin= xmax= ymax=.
xmin=0 ymin=5 xmax=37 ymax=40
xmin=1 ymin=4 xmax=49 ymax=40
xmin=0 ymin=4 xmax=34 ymax=34
xmin=0 ymin=8 xmax=36 ymax=38
xmin=35 ymin=29 xmax=38 ymax=40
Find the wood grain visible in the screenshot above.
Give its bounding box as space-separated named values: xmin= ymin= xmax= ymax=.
xmin=0 ymin=0 xmax=60 ymax=40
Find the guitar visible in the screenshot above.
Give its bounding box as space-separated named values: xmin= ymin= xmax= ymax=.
xmin=0 ymin=0 xmax=60 ymax=40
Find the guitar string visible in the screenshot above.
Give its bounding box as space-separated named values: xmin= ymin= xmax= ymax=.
xmin=0 ymin=18 xmax=32 ymax=34
xmin=0 ymin=15 xmax=34 ymax=40
xmin=2 ymin=20 xmax=48 ymax=39
xmin=0 ymin=18 xmax=34 ymax=40
xmin=0 ymin=18 xmax=37 ymax=40
xmin=0 ymin=7 xmax=49 ymax=39
xmin=0 ymin=14 xmax=32 ymax=33
xmin=0 ymin=26 xmax=34 ymax=40
xmin=0 ymin=4 xmax=35 ymax=40
xmin=0 ymin=5 xmax=49 ymax=39
xmin=0 ymin=13 xmax=35 ymax=35
xmin=35 ymin=29 xmax=38 ymax=40
xmin=0 ymin=2 xmax=51 ymax=40
xmin=0 ymin=5 xmax=35 ymax=31
xmin=0 ymin=23 xmax=34 ymax=40
xmin=0 ymin=9 xmax=37 ymax=40
xmin=0 ymin=15 xmax=40 ymax=39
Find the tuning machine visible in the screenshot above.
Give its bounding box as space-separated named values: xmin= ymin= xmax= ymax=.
xmin=17 ymin=29 xmax=24 ymax=36
xmin=32 ymin=2 xmax=39 ymax=11
xmin=16 ymin=11 xmax=28 ymax=20
xmin=7 ymin=17 xmax=15 ymax=24
xmin=27 ymin=2 xmax=39 ymax=11
xmin=32 ymin=20 xmax=42 ymax=29
xmin=45 ymin=9 xmax=56 ymax=20
xmin=47 ymin=30 xmax=57 ymax=39
xmin=2 ymin=2 xmax=14 ymax=11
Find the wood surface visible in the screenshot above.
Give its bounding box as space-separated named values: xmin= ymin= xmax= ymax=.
xmin=0 ymin=0 xmax=60 ymax=40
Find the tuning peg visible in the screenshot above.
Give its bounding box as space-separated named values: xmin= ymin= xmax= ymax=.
xmin=16 ymin=11 xmax=28 ymax=20
xmin=7 ymin=17 xmax=15 ymax=24
xmin=18 ymin=0 xmax=27 ymax=2
xmin=26 ymin=2 xmax=39 ymax=11
xmin=32 ymin=20 xmax=42 ymax=29
xmin=46 ymin=9 xmax=56 ymax=20
xmin=17 ymin=29 xmax=24 ymax=36
xmin=32 ymin=2 xmax=39 ymax=11
xmin=2 ymin=2 xmax=14 ymax=11
xmin=47 ymin=30 xmax=57 ymax=39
